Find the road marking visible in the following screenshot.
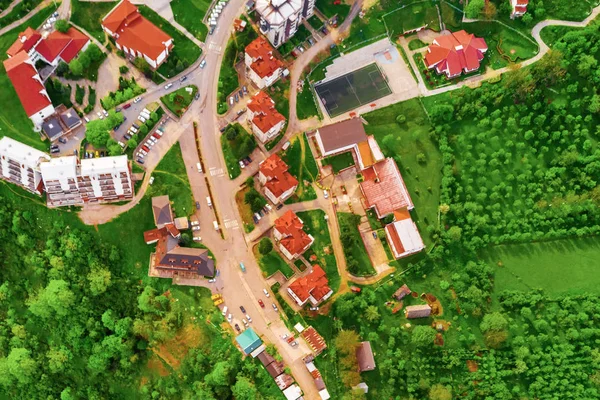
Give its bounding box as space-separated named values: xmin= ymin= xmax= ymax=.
xmin=209 ymin=42 xmax=222 ymax=52
xmin=210 ymin=167 xmax=224 ymax=177
xmin=224 ymin=219 xmax=239 ymax=229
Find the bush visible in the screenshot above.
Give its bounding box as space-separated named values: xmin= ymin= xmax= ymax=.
xmin=75 ymin=85 xmax=85 ymax=105
xmin=244 ymin=188 xmax=266 ymax=213
xmin=258 ymin=238 xmax=273 ymax=255
xmin=119 ymin=65 xmax=129 ymax=74
xmin=225 ymin=125 xmax=239 ymax=140
xmin=396 ymin=114 xmax=406 ymax=124
xmin=55 ymin=19 xmax=69 ymax=33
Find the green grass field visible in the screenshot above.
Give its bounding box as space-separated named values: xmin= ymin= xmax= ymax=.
xmin=362 ymin=99 xmax=442 ymax=248
xmin=170 ymin=0 xmax=210 ymax=41
xmin=483 ymin=236 xmax=600 ymax=296
xmin=337 ymin=212 xmax=376 ymax=276
xmin=220 ymin=124 xmax=256 ymax=179
xmin=296 ymin=210 xmax=341 ymax=292
xmin=384 ymin=1 xmax=440 ymax=35
xmin=71 ymin=0 xmax=117 ymax=42
xmin=315 ymin=0 xmax=351 ymax=23
xmin=408 ymin=38 xmax=428 ymax=50
xmin=0 ymin=5 xmax=57 ymax=151
xmin=267 ymin=79 xmax=290 ymax=120
xmin=322 ymin=152 xmax=354 ymax=173
xmin=255 ymin=239 xmax=295 ymax=279
xmin=0 ymin=0 xmax=43 ymax=28
xmin=281 ymin=133 xmax=319 ymax=203
xmin=160 ymin=85 xmax=198 ymax=116
xmin=296 ymin=82 xmax=320 ymax=120
xmin=307 ymin=15 xmax=323 ymax=30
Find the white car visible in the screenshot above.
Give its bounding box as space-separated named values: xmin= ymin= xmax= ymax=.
xmin=263 ymin=289 xmax=270 ymax=297
xmin=239 ymin=160 xmax=245 ymax=169
xmin=227 ymin=313 xmax=232 ymax=322
xmin=323 ymin=189 xmax=329 ymax=199
xmin=146 ymin=141 xmax=155 ymax=147
xmin=149 ymin=176 xmax=154 ymax=185
xmin=208 ymin=278 xmax=216 ymax=283
xmin=200 ymin=59 xmax=207 ymax=69
xmin=192 ymin=226 xmax=200 ymax=231
xmin=193 ymin=236 xmax=202 ymax=242
xmin=164 ymin=83 xmax=173 ymax=90
xmin=97 ymin=112 xmax=104 ymax=119
xmin=245 ymin=314 xmax=252 ymax=323
xmin=242 ymin=319 xmax=249 ymax=327
xmin=102 ymin=109 xmax=108 ymax=117
xmin=281 ymin=334 xmax=288 ymax=340
xmin=133 ymin=96 xmax=142 ymax=104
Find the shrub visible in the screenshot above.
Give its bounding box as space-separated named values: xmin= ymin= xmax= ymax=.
xmin=396 ymin=114 xmax=406 ymax=124
xmin=258 ymin=238 xmax=273 ymax=255
xmin=119 ymin=65 xmax=129 ymax=74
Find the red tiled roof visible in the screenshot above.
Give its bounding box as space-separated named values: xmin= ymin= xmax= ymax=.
xmin=301 ymin=326 xmax=327 ymax=355
xmin=248 ymin=91 xmax=286 ymax=134
xmin=245 ymin=37 xmax=283 ymax=78
xmin=6 ymin=27 xmax=41 ymax=57
xmin=424 ymin=30 xmax=487 ymax=77
xmin=360 ymin=158 xmax=413 ymax=218
xmin=144 ymin=227 xmax=166 ymax=243
xmin=35 ymin=28 xmax=90 ymax=64
xmin=288 ymin=265 xmax=331 ymax=303
xmin=516 ymin=0 xmax=528 ymax=5
xmin=259 ymin=154 xmax=298 ymax=198
xmin=274 ymin=210 xmax=312 ymax=256
xmin=3 ymin=51 xmax=52 ymax=117
xmin=165 ymin=223 xmax=180 ymax=238
xmin=102 ymin=0 xmax=172 ymax=60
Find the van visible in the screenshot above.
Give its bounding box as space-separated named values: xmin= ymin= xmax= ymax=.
xmin=213 ymin=221 xmax=219 ymax=230
xmin=206 ymin=196 xmax=212 ymax=207
xmin=222 ymin=306 xmax=228 ymax=316
xmin=197 ymin=162 xmax=203 ymax=173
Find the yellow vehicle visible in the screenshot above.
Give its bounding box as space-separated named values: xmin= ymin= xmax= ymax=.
xmin=211 ymin=294 xmax=222 ymax=300
xmin=213 ymin=298 xmax=224 ymax=306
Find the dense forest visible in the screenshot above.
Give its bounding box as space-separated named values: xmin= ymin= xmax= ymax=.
xmin=0 ymin=190 xmax=281 ymax=399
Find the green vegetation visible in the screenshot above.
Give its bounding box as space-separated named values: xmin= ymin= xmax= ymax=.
xmin=408 ymin=38 xmax=428 ymax=50
xmin=281 ymin=133 xmax=319 ymax=203
xmin=235 ymin=185 xmax=255 ymax=233
xmin=44 ymin=78 xmax=72 ymax=108
xmin=255 ymin=238 xmax=295 ymax=279
xmin=160 ymin=85 xmax=198 ymax=116
xmin=296 ymin=210 xmax=340 ymax=292
xmin=322 ymin=152 xmax=354 ymax=173
xmin=56 ymin=43 xmax=106 ymax=81
xmin=220 ymin=123 xmax=256 ymax=179
xmin=137 ymin=5 xmax=202 ymax=78
xmin=540 ymin=25 xmax=583 ymax=47
xmin=385 ymin=1 xmax=440 ymax=34
xmin=337 ymin=212 xmax=375 ymax=276
xmin=101 ymin=77 xmax=145 ymax=109
xmin=267 ymin=79 xmax=291 ymax=119
xmin=362 ymin=98 xmax=442 ymax=247
xmin=86 ymin=87 xmax=97 ymax=112
xmin=307 ymin=15 xmax=323 ymax=30
xmin=0 ymin=5 xmax=57 ymax=150
xmin=243 ymin=185 xmax=267 ymax=214
xmin=0 ymin=0 xmax=43 ymax=28
xmin=315 ymin=0 xmax=350 ymax=23
xmin=296 ymin=82 xmax=320 ymax=120
xmin=148 ymin=145 xmax=194 ymax=216
xmin=278 ymin=24 xmax=312 ymax=56
xmin=85 ymin=110 xmax=124 ymax=155
xmin=170 ymin=0 xmax=210 ymax=41
xmin=75 ymin=85 xmax=85 ymax=105
xmin=218 ymin=16 xmax=256 ymax=112
xmin=71 ymin=0 xmax=117 ymax=42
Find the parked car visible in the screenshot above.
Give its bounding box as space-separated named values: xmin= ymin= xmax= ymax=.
xmin=58 ymin=137 xmax=67 ymax=144
xmin=276 ymin=203 xmax=284 ymax=210
xmin=254 ymin=212 xmax=261 ymax=222
xmin=227 ymin=313 xmax=232 ymax=322
xmin=321 ymin=26 xmax=329 ymax=35
xmin=258 ymin=299 xmax=265 ymax=308
xmin=137 ymin=158 xmax=144 ymax=164
xmin=102 ymin=109 xmax=108 ymax=117
xmin=323 ymin=190 xmax=329 ymax=199
xmin=297 ymin=45 xmax=305 ymax=53
xmin=208 ymin=278 xmax=216 ymax=283
xmin=272 ymin=303 xmax=278 ymax=312
xmin=290 ymin=341 xmax=298 ymax=347
xmin=124 ymin=133 xmax=131 ymax=140
xmin=180 ymin=76 xmax=187 ymax=82
xmin=149 ymin=176 xmax=155 ymax=185
xmin=238 ymin=89 xmax=243 ymax=98
xmin=195 ymin=201 xmax=200 ymax=210
xmin=115 ymin=107 xmax=121 ymax=112
xmin=200 ymin=59 xmax=206 ymax=69
xmin=242 ymin=158 xmax=249 ymax=166
xmin=50 ymin=144 xmax=59 ymax=150
xmin=192 ymin=226 xmax=200 ymax=231
xmin=195 ymin=92 xmax=200 ymax=100
xmin=309 ymin=306 xmax=319 ymax=311
xmin=132 ymin=123 xmax=140 ymax=129
xmin=239 ymin=160 xmax=245 ymax=169
xmin=84 ymin=116 xmax=90 ymax=123
xmin=239 ymin=262 xmax=246 ymax=272
xmin=123 ymin=103 xmax=131 ymax=109
xmin=242 ymin=319 xmax=249 ymax=327
xmin=308 ymin=37 xmax=315 ymax=46
xmin=258 ymin=209 xmax=264 ymax=217
xmin=152 ymin=133 xmax=161 ymax=140
xmin=164 ymin=83 xmax=173 ymax=90
xmin=244 ymin=156 xmax=252 ymax=164
xmin=234 ymin=324 xmax=241 ymax=332
xmin=240 ymin=306 xmax=246 ymax=313
xmin=245 ymin=314 xmax=252 ymax=323
xmin=263 ymin=289 xmax=270 ymax=297
xmin=242 ymin=85 xmax=248 ymax=95
xmin=50 ymin=148 xmax=60 ymax=154
xmin=234 ymin=93 xmax=239 ymax=103
xmin=209 ymin=26 xmax=215 ymax=35
xmin=281 ymin=334 xmax=289 ymax=340
xmin=133 ymin=96 xmax=141 ymax=104
xmin=97 ymin=112 xmax=104 ymax=119
xmin=252 ymin=215 xmax=259 ymax=224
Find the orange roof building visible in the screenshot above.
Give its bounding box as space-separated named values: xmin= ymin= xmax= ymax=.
xmin=258 ymin=154 xmax=298 ymax=204
xmin=35 ymin=27 xmax=90 ymax=65
xmin=3 ymin=51 xmax=54 ymax=127
xmin=244 ymin=37 xmax=283 ymax=88
xmin=287 ymin=265 xmax=332 ymax=306
xmin=511 ymin=0 xmax=528 ymax=17
xmin=273 ymin=210 xmax=313 ymax=260
xmin=6 ymin=27 xmax=41 ymax=58
xmin=102 ymin=0 xmax=173 ymax=69
xmin=247 ymin=91 xmax=286 ymax=143
xmin=424 ymin=30 xmax=487 ymax=78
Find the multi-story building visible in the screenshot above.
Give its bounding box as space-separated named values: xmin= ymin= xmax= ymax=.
xmin=287 ymin=265 xmax=332 ymax=306
xmin=247 ymin=91 xmax=286 ymax=143
xmin=423 ymin=30 xmax=488 ymax=78
xmin=40 ymin=156 xmax=83 ymax=206
xmin=78 ymin=156 xmax=133 ymax=203
xmin=0 ymin=137 xmax=49 ymax=194
xmin=258 ymin=154 xmax=298 ymax=204
xmin=102 ymin=0 xmax=174 ymax=69
xmin=256 ymin=0 xmax=314 ymax=47
xmin=245 ymin=37 xmax=283 ymax=88
xmin=273 ymin=210 xmax=313 ymax=259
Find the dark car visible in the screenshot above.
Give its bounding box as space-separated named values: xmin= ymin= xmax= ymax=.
xmin=321 ymin=26 xmax=328 ymax=35
xmin=123 ymin=103 xmax=131 ymax=109
xmin=238 ymin=89 xmax=243 ymax=97
xmin=240 ymin=306 xmax=246 ymax=313
xmin=115 ymin=107 xmax=122 ymax=112
xmin=73 ymin=149 xmax=78 ymax=156
xmin=124 ymin=133 xmax=131 ymax=140
xmin=220 ymin=126 xmax=227 ymax=133
xmin=51 ymin=144 xmax=59 ymax=150
xmin=137 ymin=158 xmax=145 ymax=164
xmin=100 ymin=151 xmax=105 ymax=157
xmin=258 ymin=209 xmax=264 ymax=217
xmin=58 ymin=137 xmax=67 ymax=144
xmin=244 ymin=156 xmax=252 ymax=164
xmin=132 ymin=123 xmax=140 ymax=129
xmin=276 ymin=203 xmax=284 ymax=210
xmin=307 ymin=37 xmax=315 ymax=46
xmin=114 ymin=124 xmax=121 ymax=131
xmin=195 ymin=201 xmax=200 ymax=210
xmin=252 ymin=215 xmax=259 ymax=224
xmin=180 ymin=76 xmax=187 ymax=82
xmin=234 ymin=93 xmax=239 ymax=103
xmin=209 ymin=26 xmax=215 ymax=35
xmin=195 ymin=92 xmax=200 ymax=100
xmin=234 ymin=324 xmax=241 ymax=332
xmin=50 ymin=148 xmax=60 ymax=154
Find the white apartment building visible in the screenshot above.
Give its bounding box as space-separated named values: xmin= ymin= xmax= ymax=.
xmin=0 ymin=137 xmax=50 ymax=194
xmin=256 ymin=0 xmax=314 ymax=47
xmin=40 ymin=156 xmax=83 ymax=206
xmin=79 ymin=156 xmax=132 ymax=203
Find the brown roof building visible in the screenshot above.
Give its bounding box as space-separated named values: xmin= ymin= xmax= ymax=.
xmin=301 ymin=326 xmax=327 ymax=355
xmin=314 ymin=118 xmax=368 ymax=157
xmin=247 ymin=91 xmax=286 ymax=143
xmin=274 ymin=374 xmax=294 ymax=390
xmin=360 ymin=158 xmax=414 ymax=218
xmin=393 ymin=284 xmax=411 ymax=300
xmin=152 ymin=195 xmax=173 ymax=226
xmin=356 ymin=341 xmax=376 ymax=372
xmin=265 ymin=360 xmax=285 ymax=378
xmin=257 ymin=350 xmax=276 ymax=367
xmin=404 ymin=304 xmax=432 ymax=319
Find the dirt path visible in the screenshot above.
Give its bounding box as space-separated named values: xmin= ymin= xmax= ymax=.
xmin=0 ymin=0 xmax=22 ymax=19
xmin=0 ymin=0 xmax=51 ymax=35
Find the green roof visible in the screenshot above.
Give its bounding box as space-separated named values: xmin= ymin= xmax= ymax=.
xmin=236 ymin=328 xmax=262 ymax=354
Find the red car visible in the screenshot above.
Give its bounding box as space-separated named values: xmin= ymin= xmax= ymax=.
xmin=142 ymin=145 xmax=150 ymax=152
xmin=258 ymin=299 xmax=265 ymax=308
xmin=123 ymin=103 xmax=131 ymax=109
xmin=152 ymin=133 xmax=161 ymax=139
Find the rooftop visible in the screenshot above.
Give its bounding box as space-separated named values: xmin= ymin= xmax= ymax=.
xmin=6 ymin=27 xmax=41 ymax=57
xmin=152 ymin=195 xmax=173 ymax=226
xmin=404 ymin=304 xmax=432 ymax=318
xmin=0 ymin=136 xmax=50 ymax=167
xmin=356 ymin=341 xmax=376 ymax=372
xmin=301 ymin=326 xmax=327 ymax=355
xmin=248 ymin=91 xmax=286 ymax=134
xmin=424 ymin=30 xmax=488 ymax=77
xmin=385 ymin=218 xmax=425 ymax=259
xmin=274 ymin=210 xmax=313 ymax=256
xmin=360 ymin=158 xmax=413 ymax=218
xmin=288 ymin=265 xmax=331 ymax=303
xmin=42 ymin=117 xmax=63 ymax=140
xmin=35 ymin=27 xmax=89 ymax=64
xmin=3 ymin=51 xmax=53 ymax=117
xmin=245 ymin=37 xmax=283 ymax=78
xmin=60 ymin=108 xmax=82 ymax=129
xmin=259 ymin=154 xmax=298 ymax=198
xmin=256 ymin=0 xmax=301 ymax=26
xmin=316 ymin=118 xmax=367 ymax=154
xmin=39 ymin=156 xmax=78 ymax=182
xmin=236 ymin=328 xmax=262 ymax=354
xmin=80 ymin=155 xmax=129 ymax=176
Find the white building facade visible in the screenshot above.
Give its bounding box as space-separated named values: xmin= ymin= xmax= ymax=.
xmin=0 ymin=137 xmax=49 ymax=194
xmin=256 ymin=0 xmax=314 ymax=48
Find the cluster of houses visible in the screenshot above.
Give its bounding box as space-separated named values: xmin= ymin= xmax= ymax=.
xmin=313 ymin=118 xmax=426 ymax=260
xmin=393 ymin=284 xmax=432 ymax=318
xmin=4 ymin=25 xmax=90 ymax=129
xmin=0 ymin=137 xmax=133 ymax=205
xmin=143 ymin=195 xmax=215 ymax=281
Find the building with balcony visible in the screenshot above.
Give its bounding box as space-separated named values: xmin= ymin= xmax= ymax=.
xmin=273 ymin=210 xmax=313 ymax=259
xmin=40 ymin=156 xmax=83 ymax=206
xmin=258 ymin=153 xmax=297 ymax=204
xmin=255 ymin=0 xmax=314 ymax=48
xmin=247 ymin=91 xmax=286 ymax=143
xmin=78 ymin=156 xmax=133 ymax=203
xmin=0 ymin=137 xmax=49 ymax=194
xmin=245 ymin=37 xmax=284 ymax=88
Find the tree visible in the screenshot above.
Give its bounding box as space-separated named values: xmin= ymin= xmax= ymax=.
xmin=68 ymin=59 xmax=83 ymax=77
xmin=481 ymin=312 xmax=509 ymax=348
xmin=5 ymin=348 xmax=37 ymax=385
xmin=364 ymin=305 xmax=380 ymax=322
xmin=127 ymin=137 xmax=138 ymax=149
xmin=87 ymin=267 xmax=112 ymax=295
xmin=465 ymin=0 xmax=485 ymax=18
xmin=429 ymin=384 xmax=452 ymax=400
xmin=225 ymin=125 xmax=238 ymax=140
xmin=482 ymin=2 xmax=497 ymax=19
xmin=85 ymin=120 xmax=111 ymax=148
xmin=429 ymin=104 xmax=454 ymax=123
xmin=232 ymin=377 xmax=257 ymax=398
xmin=55 ymin=19 xmax=69 ymax=33
xmin=258 ymin=238 xmax=273 ymax=254
xmin=411 ymin=326 xmax=436 ymax=347
xmin=446 ymin=226 xmax=462 ymax=242
xmin=577 ymin=55 xmax=597 ymax=77
xmin=85 ymin=44 xmax=103 ymax=61
xmin=28 ymin=280 xmax=75 ymax=318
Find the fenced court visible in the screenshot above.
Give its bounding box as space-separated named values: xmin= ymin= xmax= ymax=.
xmin=315 ymin=63 xmax=392 ymax=118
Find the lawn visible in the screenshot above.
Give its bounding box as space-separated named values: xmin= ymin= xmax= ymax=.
xmin=137 ymin=5 xmax=202 ymax=78
xmin=383 ymin=1 xmax=440 ymax=35
xmin=71 ymin=0 xmax=117 ymax=42
xmin=254 ymin=238 xmax=295 ymax=279
xmin=170 ymin=0 xmax=210 ymax=41
xmin=281 ymin=133 xmax=319 ymax=203
xmin=235 ymin=186 xmax=255 ymax=233
xmin=307 ymin=15 xmax=323 ymax=30
xmin=482 ymin=236 xmax=600 ymax=296
xmin=278 ymin=24 xmax=312 ymax=56
xmin=337 ymin=212 xmax=375 ymax=276
xmin=266 ymin=79 xmax=290 ymax=120
xmin=0 ymin=0 xmax=43 ymax=28
xmin=322 ymin=152 xmax=354 ymax=173
xmin=220 ymin=123 xmax=256 ymax=179
xmin=0 ymin=5 xmax=57 ymax=151
xmin=296 ymin=210 xmax=340 ymax=293
xmin=160 ymin=85 xmax=198 ymax=116
xmin=408 ymin=38 xmax=428 ymax=50
xmin=296 ymin=81 xmax=320 ymax=120
xmin=362 ymin=98 xmax=442 ymax=248
xmin=315 ymin=0 xmax=351 ymax=23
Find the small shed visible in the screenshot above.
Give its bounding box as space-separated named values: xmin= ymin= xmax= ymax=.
xmin=404 ymin=304 xmax=432 ymax=319
xmin=393 ymin=284 xmax=411 ymax=300
xmin=174 ymin=217 xmax=189 ymax=230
